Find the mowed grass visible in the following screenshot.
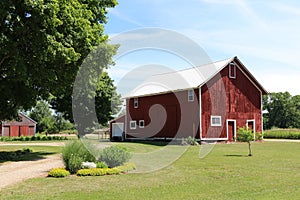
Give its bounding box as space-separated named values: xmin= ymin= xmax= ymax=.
xmin=0 ymin=145 xmax=63 ymax=164
xmin=1 ymin=142 xmax=300 ymax=199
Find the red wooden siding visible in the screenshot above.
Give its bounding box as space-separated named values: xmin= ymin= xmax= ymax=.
xmin=20 ymin=126 xmax=29 ymax=136
xmin=10 ymin=126 xmax=19 ymax=137
xmin=126 ymin=89 xmax=200 ymax=139
xmin=201 ymin=62 xmax=263 ymax=140
xmin=1 ymin=113 xmax=36 ymax=137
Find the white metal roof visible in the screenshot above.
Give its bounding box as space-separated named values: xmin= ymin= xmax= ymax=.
xmin=125 ymin=57 xmax=235 ymax=98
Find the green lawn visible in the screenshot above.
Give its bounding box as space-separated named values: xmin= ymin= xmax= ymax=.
xmin=1 ymin=141 xmax=300 ymax=199
xmin=0 ymin=145 xmax=63 ymax=164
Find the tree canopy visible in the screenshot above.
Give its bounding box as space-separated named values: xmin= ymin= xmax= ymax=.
xmin=0 ymin=0 xmax=118 ymax=121
xmin=263 ymin=92 xmax=300 ymax=129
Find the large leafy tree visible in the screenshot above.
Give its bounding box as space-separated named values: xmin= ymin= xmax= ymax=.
xmin=29 ymin=100 xmax=54 ymax=133
xmin=263 ymin=92 xmax=300 ymax=129
xmin=95 ymin=71 xmax=122 ymax=126
xmin=0 ymin=0 xmax=118 ymax=121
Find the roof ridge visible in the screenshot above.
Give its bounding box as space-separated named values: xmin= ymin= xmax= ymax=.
xmin=151 ymin=57 xmax=234 ymax=77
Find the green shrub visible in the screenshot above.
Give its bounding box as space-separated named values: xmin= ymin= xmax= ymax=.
xmin=116 ymin=162 xmax=136 ymax=173
xmin=62 ymin=140 xmax=96 ymax=174
xmin=48 ymin=168 xmax=70 ymax=178
xmin=96 ymin=161 xmax=108 ymax=168
xmin=98 ymin=145 xmax=131 ymax=168
xmin=77 ymin=168 xmax=121 ymax=176
xmin=237 ymin=127 xmax=255 ymax=156
xmin=183 ymin=136 xmax=199 ymax=145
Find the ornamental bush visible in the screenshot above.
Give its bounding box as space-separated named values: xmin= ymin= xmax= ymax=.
xmin=62 ymin=140 xmax=96 ymax=174
xmin=48 ymin=168 xmax=70 ymax=178
xmin=96 ymin=161 xmax=108 ymax=169
xmin=77 ymin=168 xmax=122 ymax=176
xmin=98 ymin=145 xmax=131 ymax=168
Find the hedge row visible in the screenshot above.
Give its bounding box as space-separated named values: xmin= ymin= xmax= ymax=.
xmin=0 ymin=135 xmax=68 ymax=142
xmin=263 ymin=129 xmax=300 ymax=139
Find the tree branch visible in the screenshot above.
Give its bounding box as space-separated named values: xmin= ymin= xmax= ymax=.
xmin=0 ymin=55 xmax=9 ymax=67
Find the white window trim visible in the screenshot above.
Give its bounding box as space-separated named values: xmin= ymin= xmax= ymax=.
xmin=226 ymin=119 xmax=236 ymax=142
xmin=130 ymin=120 xmax=136 ymax=130
xmin=188 ymin=89 xmax=194 ymax=102
xmin=211 ymin=115 xmax=222 ymax=126
xmin=139 ymin=120 xmax=144 ymax=128
xmin=134 ymin=98 xmax=138 ymax=108
xmin=229 ymin=63 xmax=236 ymax=79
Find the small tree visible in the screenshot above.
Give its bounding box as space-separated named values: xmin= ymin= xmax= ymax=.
xmin=236 ymin=127 xmax=254 ymax=156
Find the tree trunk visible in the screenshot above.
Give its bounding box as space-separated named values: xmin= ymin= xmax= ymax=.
xmin=248 ymin=141 xmax=252 ymax=156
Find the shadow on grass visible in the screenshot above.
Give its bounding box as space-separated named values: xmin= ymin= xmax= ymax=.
xmin=0 ymin=150 xmax=56 ymax=163
xmin=123 ymin=140 xmax=172 ymax=147
xmin=224 ymin=154 xmax=249 ymax=157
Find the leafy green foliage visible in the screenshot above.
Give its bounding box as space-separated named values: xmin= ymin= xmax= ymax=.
xmin=62 ymin=140 xmax=95 ymax=174
xmin=182 ymin=136 xmax=199 ymax=145
xmin=263 ymin=92 xmax=300 ymax=129
xmin=0 ymin=135 xmax=68 ymax=141
xmin=0 ymin=0 xmax=118 ymax=121
xmin=236 ymin=127 xmax=254 ymax=156
xmin=98 ymin=146 xmax=131 ymax=168
xmin=48 ymin=168 xmax=70 ymax=178
xmin=29 ymin=100 xmax=75 ymax=134
xmin=96 ymin=161 xmax=108 ymax=169
xmin=95 ymin=72 xmax=122 ymax=126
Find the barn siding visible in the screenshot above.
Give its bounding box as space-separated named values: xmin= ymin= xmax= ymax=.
xmin=201 ymin=62 xmax=263 ymax=140
xmin=126 ymin=89 xmax=200 ymax=139
xmin=1 ymin=113 xmax=36 ymax=137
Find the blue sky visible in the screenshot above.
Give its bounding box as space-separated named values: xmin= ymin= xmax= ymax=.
xmin=104 ymin=0 xmax=300 ymax=96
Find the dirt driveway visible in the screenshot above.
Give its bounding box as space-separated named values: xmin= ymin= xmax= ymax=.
xmin=0 ymin=143 xmax=65 ymax=189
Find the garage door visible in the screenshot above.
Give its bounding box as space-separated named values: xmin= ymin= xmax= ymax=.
xmin=112 ymin=123 xmax=124 ymax=138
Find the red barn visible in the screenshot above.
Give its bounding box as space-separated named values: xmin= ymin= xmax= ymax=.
xmin=0 ymin=113 xmax=37 ymax=137
xmin=110 ymin=56 xmax=267 ymax=141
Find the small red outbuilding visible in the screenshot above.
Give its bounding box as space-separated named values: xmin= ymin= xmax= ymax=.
xmin=0 ymin=113 xmax=37 ymax=137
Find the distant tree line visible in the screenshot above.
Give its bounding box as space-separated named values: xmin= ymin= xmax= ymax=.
xmin=263 ymin=92 xmax=300 ymax=129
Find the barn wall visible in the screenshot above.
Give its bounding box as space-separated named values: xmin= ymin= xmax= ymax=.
xmin=201 ymin=62 xmax=263 ymax=140
xmin=126 ymin=89 xmax=200 ymax=139
xmin=2 ymin=114 xmax=36 ymax=137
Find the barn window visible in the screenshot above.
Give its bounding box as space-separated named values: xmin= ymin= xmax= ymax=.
xmin=139 ymin=120 xmax=145 ymax=128
xmin=229 ymin=63 xmax=236 ymax=78
xmin=211 ymin=116 xmax=222 ymax=126
xmin=188 ymin=90 xmax=194 ymax=102
xmin=130 ymin=121 xmax=136 ymax=129
xmin=134 ymin=98 xmax=138 ymax=108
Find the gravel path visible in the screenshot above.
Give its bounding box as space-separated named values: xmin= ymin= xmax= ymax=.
xmin=0 ymin=142 xmax=65 ymax=189
xmin=0 ymin=154 xmax=64 ymax=189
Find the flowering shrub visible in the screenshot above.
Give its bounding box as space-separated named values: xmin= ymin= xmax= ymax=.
xmin=82 ymin=161 xmax=97 ymax=169
xmin=48 ymin=168 xmax=70 ymax=178
xmin=76 ymin=168 xmax=121 ymax=176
